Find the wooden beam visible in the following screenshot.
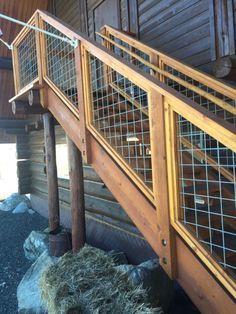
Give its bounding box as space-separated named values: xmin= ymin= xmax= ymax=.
xmin=43 ymin=112 xmax=60 ymax=231
xmin=28 ymin=89 xmax=41 ymax=106
xmin=12 ymin=100 xmax=47 ymax=115
xmin=0 ymin=57 xmax=12 ymax=70
xmin=67 ymin=136 xmax=86 ymax=252
xmin=0 ymin=119 xmax=27 ymax=128
xmin=213 ymin=55 xmax=236 ymax=80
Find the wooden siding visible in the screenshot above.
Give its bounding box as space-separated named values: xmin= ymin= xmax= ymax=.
xmin=26 ymin=125 xmax=140 ymax=237
xmin=138 ymin=0 xmax=212 ymax=71
xmin=53 ymin=0 xmax=88 ymax=33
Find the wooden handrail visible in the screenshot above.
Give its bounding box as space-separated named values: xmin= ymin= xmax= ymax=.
xmin=97 ymin=31 xmax=236 ymax=116
xmin=101 ymin=25 xmax=236 ymax=101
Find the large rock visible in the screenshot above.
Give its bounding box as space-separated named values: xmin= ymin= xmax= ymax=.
xmin=24 ymin=230 xmax=49 ymax=261
xmin=116 ymin=259 xmax=174 ymax=312
xmin=17 ymin=250 xmax=56 ymax=314
xmin=0 ymin=193 xmax=31 ymax=212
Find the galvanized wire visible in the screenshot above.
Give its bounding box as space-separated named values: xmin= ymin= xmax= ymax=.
xmin=88 ymin=54 xmax=152 ymax=189
xmin=177 ymin=115 xmax=236 ymax=277
xmin=17 ymin=29 xmax=38 ymax=89
xmin=104 ymin=33 xmax=236 ymax=126
xmin=44 ymin=22 xmax=78 ymax=107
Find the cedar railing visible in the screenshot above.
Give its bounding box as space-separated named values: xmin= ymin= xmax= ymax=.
xmin=11 ymin=11 xmax=236 ymax=299
xmin=99 ymin=25 xmax=236 ymax=125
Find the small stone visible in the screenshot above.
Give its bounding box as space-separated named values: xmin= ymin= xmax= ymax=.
xmin=12 ymin=202 xmax=29 ymax=214
xmin=28 ymin=209 xmax=35 ymax=215
xmin=24 ymin=231 xmax=49 ymax=261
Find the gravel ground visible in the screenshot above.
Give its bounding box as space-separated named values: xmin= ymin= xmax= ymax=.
xmin=0 ymin=210 xmax=48 ymax=314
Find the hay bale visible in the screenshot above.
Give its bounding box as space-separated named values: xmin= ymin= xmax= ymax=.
xmin=40 ymin=245 xmax=163 ymax=314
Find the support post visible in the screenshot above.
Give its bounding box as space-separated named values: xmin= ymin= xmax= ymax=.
xmin=67 ymin=137 xmax=86 ymax=253
xmin=67 ymin=136 xmax=86 ymax=252
xmin=43 ymin=113 xmax=60 ymax=231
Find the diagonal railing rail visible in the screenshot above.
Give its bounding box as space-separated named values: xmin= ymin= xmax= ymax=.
xmin=10 ymin=11 xmax=236 ymax=299
xmin=98 ymin=25 xmax=236 ymax=125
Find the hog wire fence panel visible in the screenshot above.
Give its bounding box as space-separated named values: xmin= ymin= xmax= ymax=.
xmin=44 ymin=22 xmax=78 ymax=107
xmin=17 ymin=29 xmax=38 ymax=90
xmin=88 ymin=53 xmax=153 ymax=189
xmin=176 ymin=114 xmax=236 ymax=278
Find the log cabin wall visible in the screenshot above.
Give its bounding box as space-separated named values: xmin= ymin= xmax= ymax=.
xmin=52 ymin=0 xmax=236 ymax=74
xmin=27 ymin=125 xmax=156 ymax=263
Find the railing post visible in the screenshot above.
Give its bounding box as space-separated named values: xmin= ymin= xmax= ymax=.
xmin=149 ymin=89 xmax=176 ymax=278
xmin=74 ymin=44 xmax=91 ymax=164
xmin=67 ymin=136 xmax=86 ymax=252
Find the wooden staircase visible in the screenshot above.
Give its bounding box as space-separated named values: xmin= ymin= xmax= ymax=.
xmin=9 ymin=10 xmax=236 ymax=313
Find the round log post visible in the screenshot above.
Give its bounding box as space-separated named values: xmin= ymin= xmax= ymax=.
xmin=67 ymin=136 xmax=86 ymax=252
xmin=28 ymin=89 xmax=40 ymax=106
xmin=43 ymin=113 xmax=60 ymax=232
xmin=213 ymin=55 xmax=236 ymax=79
xmin=12 ymin=100 xmax=47 ymax=115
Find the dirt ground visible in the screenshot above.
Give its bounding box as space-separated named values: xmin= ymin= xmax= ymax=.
xmin=0 ymin=210 xmax=47 ymax=314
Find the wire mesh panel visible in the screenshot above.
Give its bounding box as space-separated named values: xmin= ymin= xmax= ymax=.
xmin=103 ymin=31 xmax=236 ymax=126
xmin=88 ymin=53 xmax=152 ymax=189
xmin=176 ymin=115 xmax=236 ymax=278
xmin=44 ymin=22 xmax=78 ymax=107
xmin=107 ymin=35 xmax=151 ymax=74
xmin=164 ymin=65 xmax=236 ymax=126
xmin=17 ymin=29 xmax=38 ymax=90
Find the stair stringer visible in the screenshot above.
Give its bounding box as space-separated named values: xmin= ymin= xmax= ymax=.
xmin=46 ymin=85 xmax=160 ymax=253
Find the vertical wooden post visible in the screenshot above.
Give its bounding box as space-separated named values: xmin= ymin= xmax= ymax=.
xmin=43 ymin=113 xmax=60 ymax=231
xmin=67 ymin=136 xmax=86 ymax=252
xmin=149 ymin=90 xmax=176 ymax=279
xmin=74 ymin=44 xmax=91 ymax=164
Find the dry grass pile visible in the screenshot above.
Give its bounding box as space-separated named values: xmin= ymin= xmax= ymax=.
xmin=40 ymin=245 xmax=163 ymax=314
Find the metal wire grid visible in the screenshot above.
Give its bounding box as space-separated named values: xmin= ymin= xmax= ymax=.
xmin=44 ymin=22 xmax=78 ymax=107
xmin=88 ymin=54 xmax=153 ymax=189
xmin=17 ymin=29 xmax=38 ymax=90
xmin=104 ymin=35 xmax=236 ymax=126
xmin=165 ymin=65 xmax=236 ymax=126
xmin=109 ymin=35 xmax=151 ymax=74
xmin=177 ymin=115 xmax=236 ymax=277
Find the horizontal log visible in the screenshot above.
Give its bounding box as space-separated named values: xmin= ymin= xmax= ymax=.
xmin=31 ymin=180 xmax=130 ymax=223
xmin=0 ymin=119 xmax=27 ymax=128
xmin=12 ymin=100 xmax=47 ymax=115
xmin=16 ymin=134 xmax=29 ymax=144
xmin=18 ymin=184 xmax=32 ymax=195
xmin=28 ymin=89 xmax=40 ymax=106
xmin=30 ymin=154 xmax=46 ymax=163
xmin=4 ymin=128 xmax=27 ymax=135
xmin=31 ymin=189 xmax=135 ymax=232
xmin=213 ymin=55 xmax=236 ymax=79
xmin=17 ymin=150 xmax=30 ymax=159
xmin=30 ymin=162 xmax=47 ymax=174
